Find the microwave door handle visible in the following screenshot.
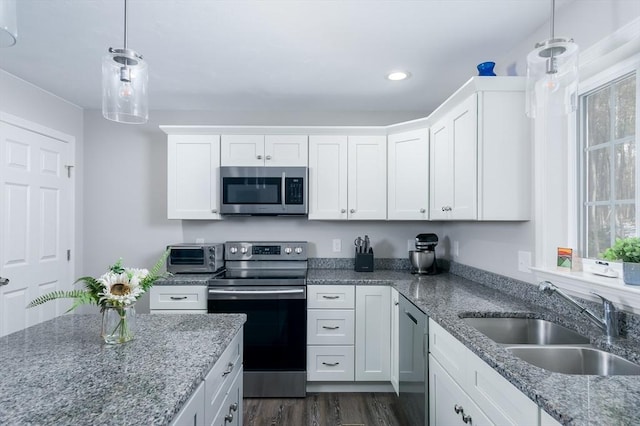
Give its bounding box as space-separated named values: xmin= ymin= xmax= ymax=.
xmin=281 ymin=172 xmax=286 ymax=211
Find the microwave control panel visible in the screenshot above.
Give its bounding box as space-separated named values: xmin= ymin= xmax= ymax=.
xmin=285 ymin=178 xmax=304 ymax=205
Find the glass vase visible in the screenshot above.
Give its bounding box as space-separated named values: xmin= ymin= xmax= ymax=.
xmin=101 ymin=304 xmax=136 ymax=344
xmin=477 ymin=61 xmax=496 ymax=76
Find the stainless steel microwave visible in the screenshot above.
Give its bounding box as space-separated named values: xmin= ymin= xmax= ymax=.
xmin=220 ymin=166 xmax=307 ymax=215
xmin=166 ymin=243 xmax=224 ymax=274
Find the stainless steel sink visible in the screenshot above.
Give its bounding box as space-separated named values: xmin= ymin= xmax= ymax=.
xmin=506 ymin=346 xmax=640 ymax=375
xmin=461 ymin=317 xmax=590 ymax=345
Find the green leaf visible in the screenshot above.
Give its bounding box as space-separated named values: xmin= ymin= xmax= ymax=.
xmin=26 ymin=290 xmax=90 ymax=309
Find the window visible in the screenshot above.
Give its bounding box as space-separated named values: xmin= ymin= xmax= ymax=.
xmin=579 ymin=71 xmax=638 ymax=258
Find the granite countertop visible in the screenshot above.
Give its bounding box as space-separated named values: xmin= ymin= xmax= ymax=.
xmin=307 ymin=268 xmax=640 ymax=425
xmin=0 ymin=313 xmax=246 ymax=425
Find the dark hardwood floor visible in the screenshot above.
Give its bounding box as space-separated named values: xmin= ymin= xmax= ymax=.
xmin=243 ymin=392 xmax=410 ymax=426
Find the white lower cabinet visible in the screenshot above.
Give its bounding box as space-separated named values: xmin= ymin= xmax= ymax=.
xmin=173 ymin=329 xmax=243 ymax=426
xmin=149 ymin=285 xmax=208 ymax=314
xmin=429 ymin=319 xmax=541 ymax=426
xmin=430 ymin=355 xmax=493 ymax=426
xmin=307 ymin=285 xmax=390 ymax=384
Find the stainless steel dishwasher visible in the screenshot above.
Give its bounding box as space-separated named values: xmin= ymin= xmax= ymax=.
xmin=399 ymin=295 xmax=428 ymax=426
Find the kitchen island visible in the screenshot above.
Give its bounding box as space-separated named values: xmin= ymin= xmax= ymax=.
xmin=307 ymin=267 xmax=640 ymax=425
xmin=0 ymin=313 xmax=245 ymax=425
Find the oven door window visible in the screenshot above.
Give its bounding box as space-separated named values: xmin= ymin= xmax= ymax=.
xmin=222 ymin=177 xmax=282 ymax=205
xmin=208 ymin=298 xmax=306 ymax=371
xmin=169 ymin=249 xmax=204 ymax=265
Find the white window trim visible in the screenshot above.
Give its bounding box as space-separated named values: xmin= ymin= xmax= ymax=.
xmin=533 ymin=17 xmax=640 ymax=311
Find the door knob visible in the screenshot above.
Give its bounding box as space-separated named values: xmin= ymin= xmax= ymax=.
xmin=0 ymin=277 xmax=9 ymax=286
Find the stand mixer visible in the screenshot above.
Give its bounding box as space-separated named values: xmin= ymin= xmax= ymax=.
xmin=409 ymin=233 xmax=439 ymax=275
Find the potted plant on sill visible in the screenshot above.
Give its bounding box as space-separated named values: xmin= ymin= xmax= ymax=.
xmin=602 ymin=237 xmax=640 ymax=286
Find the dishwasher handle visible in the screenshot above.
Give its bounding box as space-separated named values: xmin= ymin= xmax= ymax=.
xmin=405 ymin=310 xmax=418 ymax=325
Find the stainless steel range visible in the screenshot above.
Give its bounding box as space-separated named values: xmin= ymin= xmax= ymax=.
xmin=207 ymin=241 xmax=308 ymax=398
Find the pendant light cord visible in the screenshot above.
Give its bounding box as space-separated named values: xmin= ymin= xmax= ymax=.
xmin=123 ymin=0 xmax=128 ymax=50
xmin=549 ymin=0 xmax=555 ymax=40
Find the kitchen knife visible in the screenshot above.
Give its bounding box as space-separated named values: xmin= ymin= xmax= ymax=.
xmin=363 ymin=235 xmax=370 ymax=253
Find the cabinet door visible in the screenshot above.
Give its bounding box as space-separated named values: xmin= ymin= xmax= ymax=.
xmin=264 ymin=135 xmax=308 ymax=166
xmin=172 ymin=381 xmax=205 ymax=426
xmin=388 ymin=129 xmax=429 ymax=220
xmin=167 ymin=135 xmax=221 ymax=220
xmin=308 ymin=135 xmax=348 ymax=220
xmin=220 ymin=134 xmax=264 ymax=166
xmin=429 ymin=355 xmax=494 ymax=426
xmin=390 ymin=288 xmax=400 ymax=395
xmin=348 ymin=135 xmax=387 ymax=220
xmin=355 ymin=286 xmax=390 ymax=381
xmin=429 ymin=94 xmax=478 ymax=220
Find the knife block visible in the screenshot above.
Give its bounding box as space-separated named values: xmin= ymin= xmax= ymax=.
xmin=355 ymin=251 xmax=374 ymax=272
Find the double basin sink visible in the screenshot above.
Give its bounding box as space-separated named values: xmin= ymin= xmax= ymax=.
xmin=461 ymin=317 xmax=640 ymax=375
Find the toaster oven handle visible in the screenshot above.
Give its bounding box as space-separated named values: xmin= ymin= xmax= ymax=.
xmin=281 ymin=172 xmax=286 ymax=211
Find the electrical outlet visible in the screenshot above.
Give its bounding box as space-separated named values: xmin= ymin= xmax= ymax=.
xmin=518 ymin=251 xmax=532 ymax=273
xmin=195 ymin=238 xmax=205 ymax=244
xmin=453 ymin=241 xmax=460 ymax=257
xmin=332 ymin=239 xmax=342 ymax=253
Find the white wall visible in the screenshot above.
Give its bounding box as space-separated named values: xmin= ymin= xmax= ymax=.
xmin=0 ymin=70 xmax=84 ymax=280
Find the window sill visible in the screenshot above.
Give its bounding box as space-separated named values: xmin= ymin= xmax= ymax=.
xmin=531 ymin=266 xmax=640 ymax=314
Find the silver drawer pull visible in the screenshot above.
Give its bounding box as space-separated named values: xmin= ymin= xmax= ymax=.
xmin=169 ymin=296 xmax=188 ymax=300
xmin=462 ymin=414 xmax=472 ymax=424
xmin=322 ymin=362 xmax=340 ymax=367
xmin=454 ymin=404 xmax=464 ymax=414
xmin=230 ymin=402 xmax=238 ymax=412
xmin=322 ymin=325 xmax=340 ymax=330
xmin=224 ymin=413 xmax=233 ymax=423
xmin=0 ymin=277 xmax=9 ymax=286
xmin=222 ymin=362 xmax=234 ymax=377
xmin=322 ymin=295 xmax=340 ymax=300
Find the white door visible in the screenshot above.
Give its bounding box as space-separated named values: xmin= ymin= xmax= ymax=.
xmin=388 ymin=129 xmax=429 ymax=220
xmin=264 ymin=135 xmax=308 ymax=166
xmin=308 ymin=135 xmax=348 ymax=220
xmin=348 ymin=135 xmax=387 ymax=220
xmin=220 ymin=134 xmax=264 ymax=166
xmin=0 ymin=121 xmax=72 ymax=337
xmin=167 ymin=134 xmax=221 ymax=220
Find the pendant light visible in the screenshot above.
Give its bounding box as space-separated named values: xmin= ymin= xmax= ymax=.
xmin=102 ymin=0 xmax=148 ymax=124
xmin=525 ymin=0 xmax=579 ymax=118
xmin=0 ymin=0 xmax=18 ymax=47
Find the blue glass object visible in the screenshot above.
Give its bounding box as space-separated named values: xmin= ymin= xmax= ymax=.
xmin=477 ymin=62 xmax=496 ymax=76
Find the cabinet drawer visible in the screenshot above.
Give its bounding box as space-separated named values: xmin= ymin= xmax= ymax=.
xmin=149 ymin=285 xmax=207 ymax=311
xmin=205 ymin=329 xmax=243 ymax=426
xmin=307 ymin=346 xmax=355 ymax=381
xmin=307 ymin=309 xmax=355 ymax=345
xmin=429 ymin=319 xmax=467 ymax=387
xmin=307 ymin=285 xmax=355 ymax=309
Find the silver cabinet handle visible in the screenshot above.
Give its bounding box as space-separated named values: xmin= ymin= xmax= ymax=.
xmin=341 ymin=209 xmax=346 ymax=213
xmin=257 ymin=155 xmax=263 ymax=160
xmin=212 ymin=209 xmax=218 ymax=213
xmin=420 ymin=208 xmax=426 ymax=213
xmin=169 ymin=296 xmax=187 ymax=300
xmin=322 ymin=325 xmax=340 ymax=330
xmin=230 ymin=402 xmax=238 ymax=412
xmin=462 ymin=414 xmax=472 ymax=424
xmin=266 ymin=155 xmax=272 ymax=160
xmin=405 ymin=310 xmax=418 ymax=324
xmin=322 ymin=295 xmax=339 ymax=299
xmin=0 ymin=277 xmax=9 ymax=286
xmin=322 ymin=362 xmax=340 ymax=367
xmin=221 ymin=362 xmax=234 ymax=377
xmin=454 ymin=404 xmax=464 ymax=414
xmin=350 ymin=209 xmax=356 ymax=213
xmin=224 ymin=413 xmax=233 ymax=423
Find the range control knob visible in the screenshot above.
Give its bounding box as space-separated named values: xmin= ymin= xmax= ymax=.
xmin=241 ymin=247 xmax=248 ymax=254
xmin=229 ymin=247 xmax=238 ymax=254
xmin=294 ymin=247 xmax=303 ymax=254
xmin=209 ymin=255 xmax=216 ymax=260
xmin=284 ymin=247 xmax=293 ymax=254
xmin=208 ymin=247 xmax=215 ymax=252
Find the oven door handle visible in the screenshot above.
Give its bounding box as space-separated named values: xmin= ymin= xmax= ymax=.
xmin=209 ymin=288 xmax=305 ymax=295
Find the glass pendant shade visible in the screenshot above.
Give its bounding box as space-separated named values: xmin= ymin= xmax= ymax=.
xmin=0 ymin=0 xmax=18 ymax=47
xmin=526 ymin=37 xmax=579 ymax=118
xmin=102 ymin=48 xmax=148 ymax=124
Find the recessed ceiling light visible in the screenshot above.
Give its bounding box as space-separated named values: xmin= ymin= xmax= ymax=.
xmin=387 ymin=71 xmax=411 ymax=81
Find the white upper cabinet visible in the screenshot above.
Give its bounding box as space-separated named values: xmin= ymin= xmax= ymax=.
xmin=387 ymin=128 xmax=429 ymax=220
xmin=221 ymin=134 xmax=308 ymax=166
xmin=167 ymin=134 xmax=221 ymax=220
xmin=308 ymin=135 xmax=348 ymax=220
xmin=429 ymin=80 xmax=531 ymax=221
xmin=347 ymin=135 xmax=387 ymax=220
xmin=309 ymin=135 xmax=387 ymax=220
xmin=429 ymin=94 xmax=478 ymax=220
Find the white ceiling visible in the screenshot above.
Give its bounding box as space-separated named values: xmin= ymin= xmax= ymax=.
xmin=0 ymin=0 xmax=566 ymax=115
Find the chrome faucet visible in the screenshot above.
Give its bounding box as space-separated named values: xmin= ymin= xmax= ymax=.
xmin=539 ymin=281 xmax=619 ymax=341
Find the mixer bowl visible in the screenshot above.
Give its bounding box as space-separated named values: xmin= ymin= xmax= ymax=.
xmin=409 ymin=250 xmax=435 ymax=273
